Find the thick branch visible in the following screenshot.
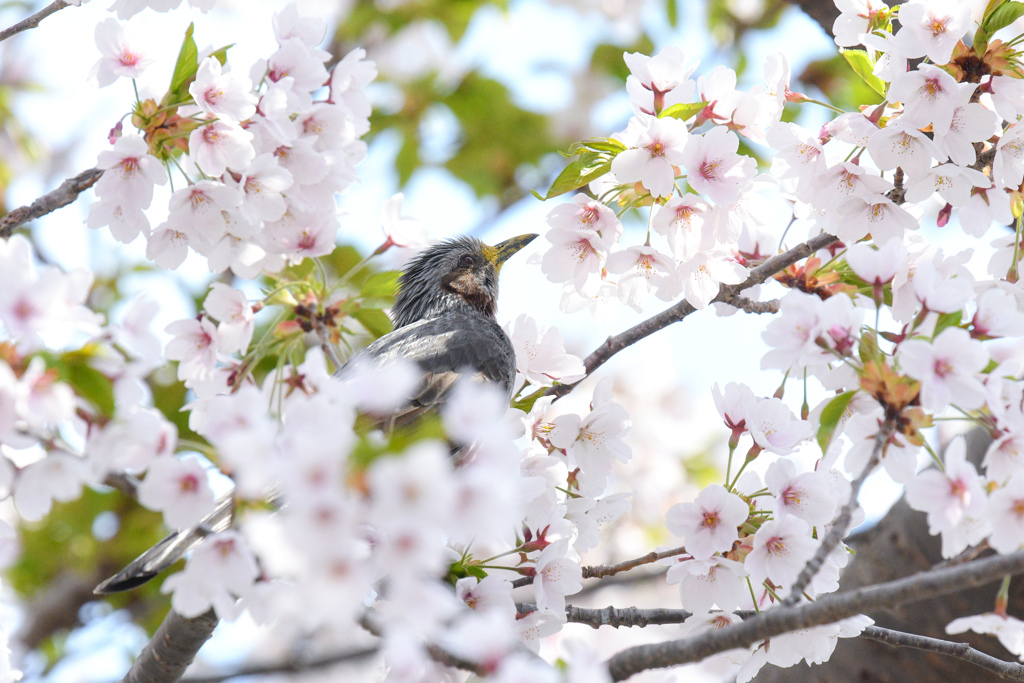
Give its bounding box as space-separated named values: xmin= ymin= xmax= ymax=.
xmin=529 ymin=601 xmax=1024 ymax=681
xmin=0 ymin=167 xmax=103 ymax=238
xmin=606 ymin=549 xmax=1024 ymax=681
xmin=0 ymin=1 xmax=71 ymax=43
xmin=120 ymin=609 xmax=219 ymax=683
xmin=547 ymin=232 xmax=840 ymax=399
xmin=783 ymin=418 xmax=895 ymax=605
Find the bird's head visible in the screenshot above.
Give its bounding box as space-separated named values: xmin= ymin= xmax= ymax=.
xmin=391 ymin=234 xmax=538 ymax=328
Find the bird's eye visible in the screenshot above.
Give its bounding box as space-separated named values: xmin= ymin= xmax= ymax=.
xmin=459 ymin=254 xmax=475 ymax=268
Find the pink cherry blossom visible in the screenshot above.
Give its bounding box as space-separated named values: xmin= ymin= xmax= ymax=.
xmin=666 ymin=483 xmax=748 ymax=560
xmin=137 ymin=455 xmax=216 ymax=529
xmin=189 ymin=57 xmax=257 ymax=122
xmin=611 ymin=114 xmax=689 ymax=198
xmin=94 ymin=134 xmax=167 ymax=209
xmin=680 ymin=126 xmax=756 ymax=204
xmin=899 ymin=327 xmax=988 ymax=412
xmin=189 ymin=120 xmax=256 ymax=178
xmin=506 ymin=314 xmax=586 ymax=390
xmin=745 ymin=515 xmax=818 ymax=589
xmin=986 ymin=476 xmax=1024 ymax=554
xmin=894 ymin=0 xmax=971 ymax=65
xmin=605 ymin=245 xmax=675 ymax=311
xmin=91 ymin=18 xmax=154 ymax=87
xmin=905 ymin=438 xmax=984 ymax=536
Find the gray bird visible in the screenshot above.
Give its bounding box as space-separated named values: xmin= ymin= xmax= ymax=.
xmin=350 ymin=233 xmax=538 ymax=430
xmin=94 ymin=233 xmax=537 ymax=594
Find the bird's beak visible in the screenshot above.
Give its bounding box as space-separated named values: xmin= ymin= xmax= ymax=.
xmin=488 ymin=233 xmax=539 ymax=273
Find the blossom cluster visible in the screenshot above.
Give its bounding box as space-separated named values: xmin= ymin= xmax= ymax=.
xmin=528 ymin=0 xmax=1024 ymax=676
xmin=87 ymin=5 xmax=375 ymax=277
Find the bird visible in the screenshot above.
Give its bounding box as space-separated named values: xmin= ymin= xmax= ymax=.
xmin=349 ymin=233 xmax=538 ymax=430
xmin=94 ymin=233 xmax=537 ymax=594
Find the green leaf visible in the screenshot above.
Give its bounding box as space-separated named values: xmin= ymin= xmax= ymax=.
xmin=538 ymin=153 xmax=613 ymax=200
xmin=933 ymin=311 xmax=964 ymax=338
xmin=666 ymin=0 xmax=678 ymax=27
xmin=165 ymin=23 xmax=199 ymax=108
xmin=208 ymin=43 xmax=234 ymax=66
xmin=659 ymin=101 xmax=705 ymax=121
xmin=817 ymin=391 xmax=856 ymax=454
xmin=982 ymin=1 xmax=1024 ymax=36
xmin=579 ymin=138 xmax=626 ymax=154
xmin=352 ymin=307 xmax=393 ymax=339
xmin=840 ymin=49 xmax=887 ymax=98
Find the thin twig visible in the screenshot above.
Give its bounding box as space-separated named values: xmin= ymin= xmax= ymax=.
xmin=717 ymin=295 xmax=780 ymax=314
xmin=547 ymin=232 xmax=839 ymax=400
xmin=863 ymin=625 xmax=1024 ymax=680
xmin=510 ymin=545 xmax=687 ymax=589
xmin=606 ymin=549 xmax=1024 ymax=680
xmin=0 ymin=1 xmax=70 ymax=43
xmin=0 ymin=167 xmax=104 ymax=238
xmin=783 ymin=418 xmax=896 ymax=606
xmin=179 ymin=647 xmax=379 ymax=683
xmin=583 ymin=545 xmax=688 ymax=579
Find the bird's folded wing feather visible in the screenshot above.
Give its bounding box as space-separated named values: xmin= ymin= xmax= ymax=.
xmin=359 ymin=315 xmax=516 ymax=428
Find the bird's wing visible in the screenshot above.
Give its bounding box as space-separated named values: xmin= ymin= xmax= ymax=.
xmin=357 ymin=315 xmax=516 ymax=429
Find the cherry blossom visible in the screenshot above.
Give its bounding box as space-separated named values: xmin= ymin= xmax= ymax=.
xmin=899 ymin=327 xmax=988 ymax=412
xmin=189 ymin=57 xmax=257 ymax=122
xmin=611 ymin=114 xmax=689 ymax=198
xmin=666 ymin=554 xmax=748 ymax=613
xmin=162 ymin=530 xmax=260 ymax=619
xmin=623 ymin=46 xmax=697 ymax=115
xmin=905 ymin=438 xmax=985 ymax=540
xmin=747 ymin=397 xmax=813 ymax=455
xmin=986 ymin=476 xmax=1024 ymax=554
xmin=764 ymin=458 xmax=837 ymax=526
xmin=532 ymin=538 xmax=583 ymax=615
xmin=93 ymin=134 xmax=167 ymax=209
xmin=665 ymin=483 xmax=748 ymax=560
xmin=745 ymin=515 xmax=819 ymax=590
xmin=893 ymin=0 xmax=971 ymax=65
xmin=506 ymin=314 xmax=586 ymax=390
xmin=137 ymin=455 xmax=217 ymax=529
xmin=652 ymin=195 xmax=712 ymax=260
xmin=680 ymin=125 xmax=756 ymax=204
xmin=605 ymin=245 xmax=675 ymax=311
xmin=91 ymin=18 xmax=154 ymax=87
xmin=946 ymin=613 xmax=1024 ymax=658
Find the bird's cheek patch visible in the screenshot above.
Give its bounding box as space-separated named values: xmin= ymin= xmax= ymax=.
xmin=441 ymin=270 xmax=496 ymax=317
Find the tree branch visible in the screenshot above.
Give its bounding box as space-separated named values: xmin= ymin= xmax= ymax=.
xmin=582 ymin=545 xmax=687 ymax=580
xmin=605 ymin=549 xmax=1024 ymax=681
xmin=783 ymin=418 xmax=895 ymax=606
xmin=0 ymin=167 xmax=103 ymax=238
xmin=547 ymin=232 xmax=840 ymax=399
xmin=179 ymin=646 xmax=379 ymax=682
xmin=0 ymin=1 xmax=72 ymax=43
xmin=863 ymin=625 xmax=1024 ymax=680
xmin=525 ymin=600 xmax=1024 ymax=681
xmin=120 ymin=609 xmax=219 ymax=683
